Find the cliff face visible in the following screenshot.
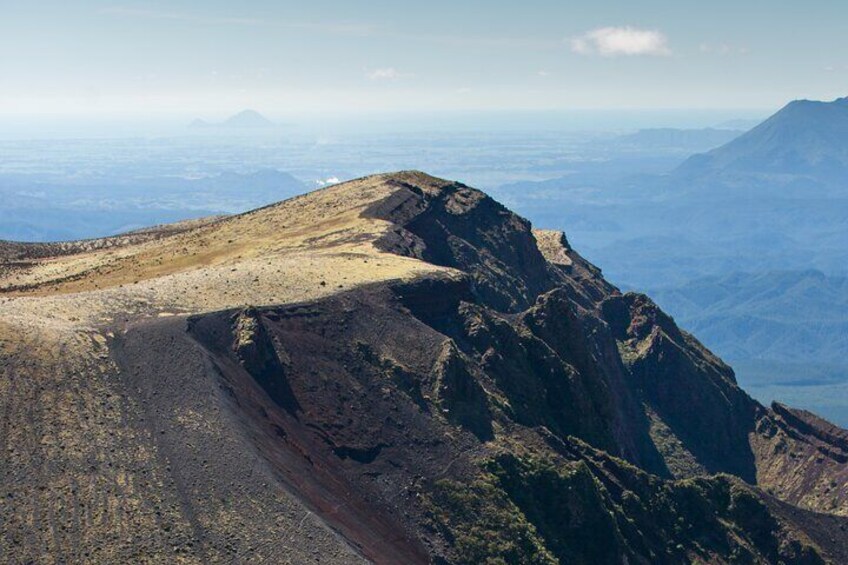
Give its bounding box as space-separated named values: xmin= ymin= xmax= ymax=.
xmin=1 ymin=171 xmax=846 ymax=564
xmin=366 ymin=177 xmax=554 ymax=312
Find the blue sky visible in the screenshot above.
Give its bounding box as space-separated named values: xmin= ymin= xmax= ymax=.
xmin=1 ymin=0 xmax=846 ymax=118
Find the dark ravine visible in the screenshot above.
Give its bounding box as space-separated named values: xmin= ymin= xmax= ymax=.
xmin=2 ymin=172 xmax=847 ymax=564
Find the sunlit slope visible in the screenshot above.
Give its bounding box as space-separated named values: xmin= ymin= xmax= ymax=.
xmin=0 ymin=172 xmax=451 ymax=328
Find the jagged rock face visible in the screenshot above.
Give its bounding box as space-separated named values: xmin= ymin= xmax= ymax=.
xmin=2 ymin=172 xmax=847 ymax=564
xmin=520 ymin=288 xmax=661 ymax=471
xmin=231 ymin=308 xmax=299 ymax=414
xmin=182 ymin=184 xmax=847 ymax=562
xmin=752 ymin=403 xmax=848 ymax=515
xmin=367 ymin=178 xmax=553 ymax=312
xmin=179 ymin=276 xmax=845 ymax=564
xmin=432 ymin=340 xmax=494 ymax=441
xmin=603 ymin=292 xmax=760 ymax=480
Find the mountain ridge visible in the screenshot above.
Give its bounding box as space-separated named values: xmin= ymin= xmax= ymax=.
xmin=1 ymin=171 xmax=846 ymax=564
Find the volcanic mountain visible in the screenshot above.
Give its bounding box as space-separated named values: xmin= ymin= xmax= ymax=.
xmin=676 ymin=96 xmax=848 ymax=185
xmin=1 ymin=172 xmax=847 ymax=564
xmin=189 ymin=109 xmax=276 ymax=129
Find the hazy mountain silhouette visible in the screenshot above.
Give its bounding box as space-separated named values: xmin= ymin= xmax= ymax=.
xmin=714 ymin=118 xmax=763 ymax=131
xmin=651 ymin=269 xmax=848 ymax=367
xmin=222 ymin=109 xmax=275 ymax=128
xmin=614 ymin=128 xmax=743 ymax=153
xmin=677 ymin=96 xmax=848 ymax=184
xmin=189 ymin=109 xmax=276 ymax=129
xmin=495 ymin=97 xmax=848 ymax=426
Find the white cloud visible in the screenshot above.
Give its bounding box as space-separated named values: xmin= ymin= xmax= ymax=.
xmin=570 ymin=26 xmax=671 ymax=57
xmin=537 ymin=70 xmax=552 ymax=77
xmin=315 ymin=176 xmax=340 ymax=187
xmin=366 ymin=67 xmax=412 ymax=80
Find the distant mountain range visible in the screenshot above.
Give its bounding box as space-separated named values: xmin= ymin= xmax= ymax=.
xmin=714 ymin=118 xmax=763 ymax=131
xmin=189 ymin=109 xmax=277 ymax=129
xmin=0 ymin=169 xmax=305 ymax=241
xmin=492 ymin=95 xmax=848 ymax=425
xmin=677 ymin=97 xmax=848 ymax=185
xmin=649 ymin=268 xmax=848 ymax=427
xmin=613 ymin=128 xmax=743 ymax=153
xmin=651 ymin=269 xmax=848 ymax=369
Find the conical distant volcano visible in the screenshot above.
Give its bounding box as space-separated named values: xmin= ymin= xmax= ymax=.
xmin=221 ymin=109 xmax=275 ymax=128
xmin=189 ymin=109 xmax=276 ymax=129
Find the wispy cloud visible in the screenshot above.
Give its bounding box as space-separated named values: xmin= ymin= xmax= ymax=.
xmin=699 ymin=43 xmax=749 ymax=56
xmin=366 ymin=68 xmax=413 ymax=80
xmin=100 ymin=6 xmax=375 ymax=36
xmin=101 ymin=6 xmax=561 ymax=48
xmin=571 ymin=26 xmax=671 ymax=57
xmin=392 ymin=32 xmax=559 ymax=50
xmin=100 ymin=7 xmax=263 ymax=26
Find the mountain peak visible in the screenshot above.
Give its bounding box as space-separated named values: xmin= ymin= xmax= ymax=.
xmin=189 ymin=109 xmax=276 ymax=129
xmin=676 ymin=96 xmax=848 ymax=181
xmin=786 ymin=95 xmax=848 ymax=106
xmin=222 ymin=109 xmax=275 ymax=127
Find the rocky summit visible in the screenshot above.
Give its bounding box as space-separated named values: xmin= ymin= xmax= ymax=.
xmin=1 ymin=171 xmax=847 ymax=564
